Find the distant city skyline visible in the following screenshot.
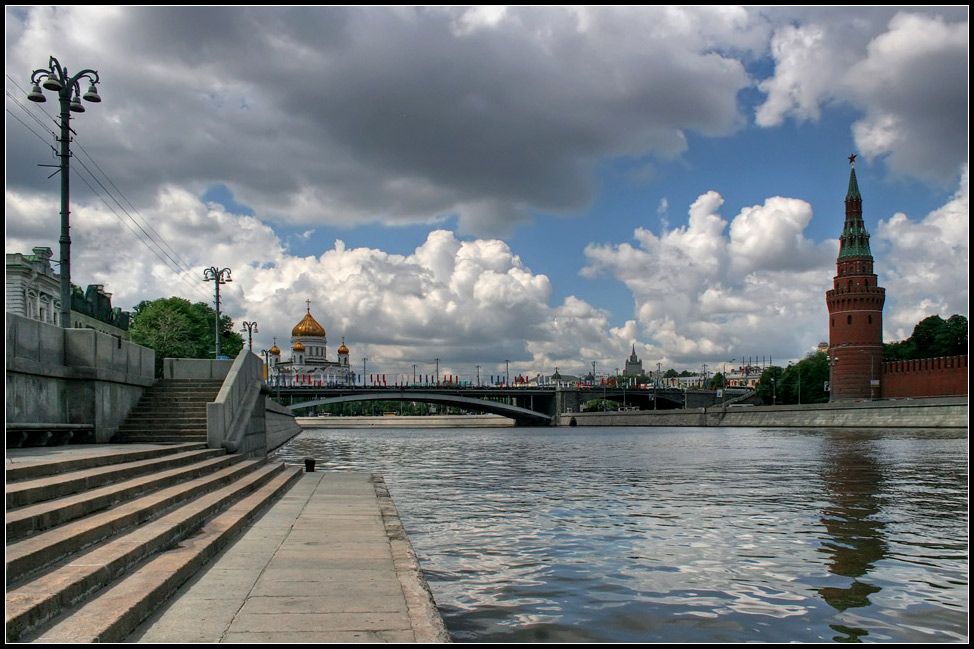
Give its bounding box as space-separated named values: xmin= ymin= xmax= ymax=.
xmin=5 ymin=6 xmax=968 ymax=379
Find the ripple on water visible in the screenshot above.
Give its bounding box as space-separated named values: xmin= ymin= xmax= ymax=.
xmin=273 ymin=426 xmax=968 ymax=643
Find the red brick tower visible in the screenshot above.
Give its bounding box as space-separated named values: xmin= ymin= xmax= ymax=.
xmin=826 ymin=154 xmax=885 ymax=400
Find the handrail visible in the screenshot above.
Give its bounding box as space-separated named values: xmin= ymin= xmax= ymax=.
xmin=206 ymin=350 xmax=267 ymax=457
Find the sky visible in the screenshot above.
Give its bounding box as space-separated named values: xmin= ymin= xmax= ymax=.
xmin=5 ymin=6 xmax=969 ymax=381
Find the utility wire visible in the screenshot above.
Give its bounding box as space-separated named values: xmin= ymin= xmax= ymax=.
xmin=6 ymin=78 xmax=215 ymax=303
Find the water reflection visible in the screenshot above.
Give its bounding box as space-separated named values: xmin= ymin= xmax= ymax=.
xmin=273 ymin=426 xmax=968 ymax=643
xmin=817 ymin=435 xmax=889 ymax=641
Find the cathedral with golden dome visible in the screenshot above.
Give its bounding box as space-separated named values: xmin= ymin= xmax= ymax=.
xmin=267 ymin=301 xmax=355 ymax=385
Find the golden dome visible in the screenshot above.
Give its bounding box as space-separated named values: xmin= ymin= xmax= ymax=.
xmin=269 ymin=343 xmax=281 ymax=355
xmin=292 ymin=306 xmax=326 ymax=338
xmin=292 ymin=340 xmax=306 ymax=352
xmin=338 ymin=337 xmax=349 ymax=355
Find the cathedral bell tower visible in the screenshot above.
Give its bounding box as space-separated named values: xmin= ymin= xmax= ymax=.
xmin=825 ymin=154 xmax=885 ymax=400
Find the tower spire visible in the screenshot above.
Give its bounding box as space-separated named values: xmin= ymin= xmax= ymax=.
xmin=838 ymin=152 xmax=870 ymax=259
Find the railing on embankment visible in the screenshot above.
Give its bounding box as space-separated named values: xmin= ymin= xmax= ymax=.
xmin=560 ymin=396 xmax=967 ymax=429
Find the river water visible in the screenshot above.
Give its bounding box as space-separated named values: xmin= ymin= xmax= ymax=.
xmin=272 ymin=426 xmax=968 ymax=643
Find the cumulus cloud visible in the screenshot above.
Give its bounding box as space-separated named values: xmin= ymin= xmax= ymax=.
xmin=875 ymin=165 xmax=969 ymax=340
xmin=757 ymin=9 xmax=969 ymax=185
xmin=845 ymin=12 xmax=969 ymax=183
xmin=5 ymin=6 xmax=757 ymax=236
xmin=5 ymin=186 xmax=635 ymax=378
xmin=583 ymin=191 xmax=837 ymax=364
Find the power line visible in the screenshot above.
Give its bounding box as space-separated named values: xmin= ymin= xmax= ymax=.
xmin=6 ymin=78 xmax=214 ymax=303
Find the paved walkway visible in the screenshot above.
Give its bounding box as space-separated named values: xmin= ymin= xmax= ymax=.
xmin=129 ymin=471 xmax=450 ymax=643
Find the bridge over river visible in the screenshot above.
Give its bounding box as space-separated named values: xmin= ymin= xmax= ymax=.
xmin=269 ymin=384 xmax=751 ymax=426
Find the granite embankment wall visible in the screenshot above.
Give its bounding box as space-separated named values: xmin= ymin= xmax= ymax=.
xmin=6 ymin=313 xmax=155 ymax=443
xmin=561 ymin=397 xmax=967 ymax=429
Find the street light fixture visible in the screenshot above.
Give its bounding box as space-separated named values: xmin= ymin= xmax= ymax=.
xmin=27 ymin=56 xmax=102 ymax=328
xmin=202 ymin=267 xmax=232 ymax=358
xmin=241 ymin=321 xmax=259 ymax=351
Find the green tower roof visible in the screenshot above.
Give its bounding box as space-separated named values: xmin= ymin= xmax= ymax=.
xmin=846 ymin=164 xmax=861 ymax=201
xmin=838 ymin=153 xmax=871 ymax=259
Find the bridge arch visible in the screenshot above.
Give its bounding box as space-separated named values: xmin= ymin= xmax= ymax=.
xmin=287 ymin=391 xmax=552 ymax=426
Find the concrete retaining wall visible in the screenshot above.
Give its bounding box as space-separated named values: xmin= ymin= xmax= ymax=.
xmin=6 ymin=313 xmax=155 ymax=443
xmin=206 ymin=351 xmax=267 ymax=457
xmin=560 ymin=397 xmax=967 ymax=429
xmin=266 ymin=399 xmax=304 ymax=452
xmin=163 ymin=358 xmax=234 ymax=380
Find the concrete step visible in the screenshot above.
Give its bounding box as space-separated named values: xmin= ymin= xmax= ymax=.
xmin=5 ymin=448 xmax=225 ymax=510
xmin=5 ymin=461 xmax=296 ymax=642
xmin=115 ymin=421 xmax=208 ymax=433
xmin=110 ymin=434 xmax=208 ymax=443
xmin=4 ymin=443 xmax=208 ymax=484
xmin=29 ymin=466 xmax=303 ymax=643
xmin=5 ymin=458 xmax=258 ymax=585
xmin=6 ymin=451 xmax=235 ymax=542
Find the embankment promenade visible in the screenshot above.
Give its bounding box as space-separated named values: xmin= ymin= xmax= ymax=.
xmin=293 ymin=398 xmax=967 ymax=430
xmin=297 ymin=414 xmax=514 ymax=428
xmin=562 ymin=396 xmax=967 ymax=429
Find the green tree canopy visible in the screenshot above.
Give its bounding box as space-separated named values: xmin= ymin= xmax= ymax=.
xmin=129 ymin=297 xmax=244 ymax=375
xmin=754 ymin=352 xmax=829 ymax=405
xmin=884 ymin=314 xmax=968 ymax=361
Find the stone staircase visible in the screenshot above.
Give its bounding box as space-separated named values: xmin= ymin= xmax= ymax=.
xmin=112 ymin=379 xmax=224 ymax=443
xmin=5 ymin=443 xmax=303 ymax=642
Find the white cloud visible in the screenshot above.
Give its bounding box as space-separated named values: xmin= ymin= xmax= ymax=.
xmin=5 ymin=186 xmax=641 ymax=378
xmin=757 ymin=10 xmax=968 ymax=185
xmin=876 ymin=165 xmax=969 ymax=340
xmin=5 ymin=6 xmax=755 ymax=236
xmin=845 ymin=12 xmax=969 ymax=183
xmin=583 ymin=191 xmax=837 ymax=365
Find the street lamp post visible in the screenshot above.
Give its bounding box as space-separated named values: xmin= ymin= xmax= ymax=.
xmin=722 ymin=358 xmax=735 ymax=406
xmin=27 ymin=56 xmax=103 ymax=329
xmin=241 ymin=321 xmax=258 ymax=351
xmin=202 ymin=267 xmax=232 ymax=358
xmin=827 ymin=354 xmax=839 ymax=402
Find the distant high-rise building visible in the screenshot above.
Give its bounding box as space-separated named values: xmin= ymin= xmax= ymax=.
xmin=825 ymin=155 xmax=885 ymax=400
xmin=624 ymin=345 xmax=643 ymax=377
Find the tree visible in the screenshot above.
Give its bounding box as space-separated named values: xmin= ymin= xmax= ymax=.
xmin=755 ymin=366 xmax=784 ymax=405
xmin=129 ymin=297 xmax=244 ymax=375
xmin=755 ymin=353 xmax=830 ymax=405
xmin=884 ymin=314 xmax=968 ymax=361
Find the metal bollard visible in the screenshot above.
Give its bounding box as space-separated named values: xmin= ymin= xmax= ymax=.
xmin=304 ymin=457 xmax=316 ymax=472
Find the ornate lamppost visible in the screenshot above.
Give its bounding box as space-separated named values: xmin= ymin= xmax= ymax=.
xmin=202 ymin=267 xmax=232 ymax=358
xmin=241 ymin=321 xmax=259 ymax=351
xmin=27 ymin=56 xmax=103 ymax=328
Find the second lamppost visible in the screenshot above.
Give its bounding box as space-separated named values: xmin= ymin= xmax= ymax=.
xmin=203 ymin=267 xmax=232 ymax=358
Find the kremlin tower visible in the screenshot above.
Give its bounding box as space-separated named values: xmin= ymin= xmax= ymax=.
xmin=825 ymin=154 xmax=886 ymax=400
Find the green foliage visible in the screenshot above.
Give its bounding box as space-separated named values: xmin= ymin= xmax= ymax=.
xmin=130 ymin=297 xmax=244 ymax=375
xmin=884 ymin=314 xmax=968 ymax=361
xmin=584 ymin=398 xmax=624 ymax=412
xmin=708 ymin=371 xmax=724 ymax=390
xmin=663 ymin=368 xmax=679 ymax=378
xmin=755 ymin=352 xmax=830 ymax=405
xmin=755 ymin=366 xmax=784 ymax=405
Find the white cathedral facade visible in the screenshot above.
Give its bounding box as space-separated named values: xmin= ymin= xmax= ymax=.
xmin=266 ymin=302 xmax=356 ymax=386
